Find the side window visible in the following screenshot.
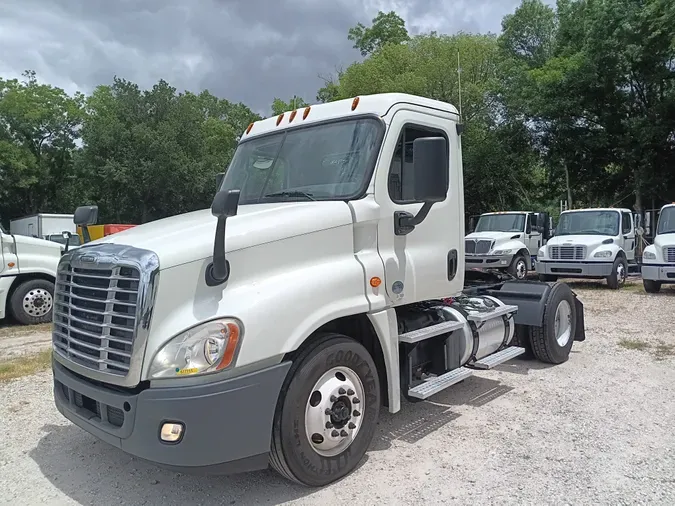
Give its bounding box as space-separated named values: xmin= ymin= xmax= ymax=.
xmin=388 ymin=124 xmax=448 ymax=204
xmin=525 ymin=214 xmax=533 ymax=234
xmin=622 ymin=212 xmax=632 ymax=234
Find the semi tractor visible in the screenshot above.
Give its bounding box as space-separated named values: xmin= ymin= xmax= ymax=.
xmin=536 ymin=207 xmax=636 ymax=289
xmin=641 ymin=203 xmax=675 ymax=293
xmin=465 ymin=211 xmax=551 ymax=279
xmin=51 ymin=93 xmax=587 ymax=487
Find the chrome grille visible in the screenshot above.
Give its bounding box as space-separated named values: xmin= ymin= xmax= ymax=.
xmin=53 ymin=263 xmax=141 ymax=376
xmin=475 ymin=240 xmax=493 ymax=255
xmin=549 ymin=245 xmax=586 ymax=260
xmin=465 ymin=240 xmax=476 ymax=254
xmin=664 ymin=247 xmax=675 ymax=263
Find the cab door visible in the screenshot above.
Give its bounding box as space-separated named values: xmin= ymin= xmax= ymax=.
xmin=374 ymin=108 xmax=463 ymax=304
xmin=526 ymin=213 xmax=542 ymax=255
xmin=621 ymin=211 xmax=636 ymax=261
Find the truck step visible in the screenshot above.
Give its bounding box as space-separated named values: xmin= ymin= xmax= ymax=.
xmin=466 ymin=304 xmax=518 ymax=323
xmin=471 ymin=346 xmax=525 ymax=370
xmin=398 ymin=320 xmax=465 ymax=344
xmin=407 ymin=367 xmax=473 ymax=400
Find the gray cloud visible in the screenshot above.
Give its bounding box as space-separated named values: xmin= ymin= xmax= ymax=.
xmin=0 ymin=0 xmax=545 ymax=115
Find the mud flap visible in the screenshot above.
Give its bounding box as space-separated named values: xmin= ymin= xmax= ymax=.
xmin=573 ymin=295 xmax=586 ymax=342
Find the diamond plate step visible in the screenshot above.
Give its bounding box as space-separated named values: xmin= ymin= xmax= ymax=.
xmin=407 ymin=367 xmax=473 ymax=400
xmin=471 ymin=346 xmax=526 ymax=370
xmin=398 ymin=320 xmax=465 ymax=344
xmin=466 ymin=304 xmax=518 ymax=323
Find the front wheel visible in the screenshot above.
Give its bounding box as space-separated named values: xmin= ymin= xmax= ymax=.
xmin=606 ymin=256 xmax=627 ymax=289
xmin=269 ymin=333 xmax=380 ymax=487
xmin=529 ymin=282 xmax=577 ymax=364
xmin=643 ymin=279 xmax=661 ymax=293
xmin=508 ymin=254 xmax=528 ymax=280
xmin=9 ymin=279 xmax=55 ymax=325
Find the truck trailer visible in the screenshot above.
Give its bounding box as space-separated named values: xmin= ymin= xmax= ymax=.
xmin=51 ymin=93 xmax=587 ymax=487
xmin=10 ymin=213 xmax=76 ymax=240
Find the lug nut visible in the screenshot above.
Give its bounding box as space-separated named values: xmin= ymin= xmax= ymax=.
xmin=340 ymin=430 xmax=348 ymax=437
xmin=353 ymin=410 xmax=361 ymax=417
xmin=325 ymin=422 xmax=333 ymax=429
xmin=348 ymin=422 xmax=356 ymax=429
xmin=347 ymin=389 xmax=355 ymax=396
xmin=325 ymin=408 xmax=332 ymax=415
xmin=339 ymin=387 xmax=346 ymax=395
xmin=330 ymin=395 xmax=337 ymax=402
xmin=352 ymin=397 xmax=360 ymax=404
xmin=331 ymin=430 xmax=339 ymax=437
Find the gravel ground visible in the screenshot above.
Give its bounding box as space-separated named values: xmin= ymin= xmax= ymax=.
xmin=0 ymin=323 xmax=52 ymax=360
xmin=1 ymin=279 xmax=674 ymax=505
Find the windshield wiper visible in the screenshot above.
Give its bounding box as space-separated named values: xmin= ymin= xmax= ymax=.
xmin=262 ymin=190 xmax=316 ymax=201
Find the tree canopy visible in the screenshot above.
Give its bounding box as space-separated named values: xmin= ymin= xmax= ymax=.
xmin=1 ymin=0 xmax=674 ymax=228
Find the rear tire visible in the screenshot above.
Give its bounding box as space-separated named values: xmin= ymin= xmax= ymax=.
xmin=643 ymin=279 xmax=661 ymax=293
xmin=508 ymin=254 xmax=528 ymax=280
xmin=9 ymin=279 xmax=55 ymax=325
xmin=606 ymin=256 xmax=627 ymax=289
xmin=269 ymin=333 xmax=380 ymax=487
xmin=529 ymin=282 xmax=576 ymax=364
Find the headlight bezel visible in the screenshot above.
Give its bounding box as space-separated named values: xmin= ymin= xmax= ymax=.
xmin=492 ymin=249 xmax=512 ymax=256
xmin=148 ymin=317 xmax=244 ymax=380
xmin=593 ymin=250 xmax=613 ymax=258
xmin=643 ymin=250 xmax=657 ymax=260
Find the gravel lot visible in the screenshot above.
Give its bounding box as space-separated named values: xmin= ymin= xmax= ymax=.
xmin=1 ymin=279 xmax=674 ymax=505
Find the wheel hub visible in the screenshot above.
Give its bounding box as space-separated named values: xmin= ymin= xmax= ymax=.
xmin=516 ymin=260 xmax=527 ymax=279
xmin=617 ymin=263 xmax=626 ymax=283
xmin=305 ymin=367 xmax=365 ymax=457
xmin=23 ymin=289 xmax=53 ymax=317
xmin=554 ymin=299 xmax=572 ymax=347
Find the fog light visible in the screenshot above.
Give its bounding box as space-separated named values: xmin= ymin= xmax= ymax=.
xmin=160 ymin=422 xmax=184 ymax=443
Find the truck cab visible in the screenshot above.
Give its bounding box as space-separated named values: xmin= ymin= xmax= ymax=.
xmin=50 ymin=93 xmax=586 ymax=487
xmin=465 ymin=211 xmax=550 ymax=279
xmin=641 ymin=203 xmax=675 ymax=293
xmin=0 ymin=221 xmax=63 ymax=324
xmin=536 ymin=207 xmax=635 ymax=289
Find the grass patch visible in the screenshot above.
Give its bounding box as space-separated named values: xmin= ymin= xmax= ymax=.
xmin=654 ymin=343 xmax=675 ymax=361
xmin=0 ymin=323 xmax=52 ymax=339
xmin=618 ymin=338 xmax=650 ymax=351
xmin=0 ymin=350 xmax=52 ymax=382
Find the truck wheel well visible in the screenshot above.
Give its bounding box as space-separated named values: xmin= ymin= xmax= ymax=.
xmin=7 ymin=272 xmax=56 ymax=300
xmin=287 ymin=315 xmax=389 ymax=408
xmin=515 ymin=248 xmax=531 ymax=269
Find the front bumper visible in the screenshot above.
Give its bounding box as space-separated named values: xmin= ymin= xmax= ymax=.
xmin=53 ymin=359 xmax=291 ymax=474
xmin=536 ymin=261 xmax=613 ymax=278
xmin=465 ymin=254 xmax=513 ymax=270
xmin=641 ymin=264 xmax=675 ymax=283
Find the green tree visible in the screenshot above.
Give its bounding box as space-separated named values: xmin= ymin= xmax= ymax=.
xmin=271 ymin=95 xmax=308 ymax=115
xmin=347 ymin=11 xmax=410 ymax=57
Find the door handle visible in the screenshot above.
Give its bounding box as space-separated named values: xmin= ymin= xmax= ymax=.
xmin=447 ymin=249 xmax=458 ymax=281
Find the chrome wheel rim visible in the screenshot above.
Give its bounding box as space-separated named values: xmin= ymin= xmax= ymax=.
xmin=554 ymin=299 xmax=572 ymax=347
xmin=23 ymin=288 xmax=53 ymax=317
xmin=516 ymin=260 xmax=527 ymax=279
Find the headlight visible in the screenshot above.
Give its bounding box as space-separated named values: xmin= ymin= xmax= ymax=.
xmin=593 ymin=250 xmax=612 ymax=258
xmin=643 ymin=250 xmax=656 ymax=260
xmin=493 ymin=249 xmax=512 ymax=255
xmin=538 ymin=247 xmax=546 ymax=257
xmin=149 ymin=319 xmax=242 ymax=379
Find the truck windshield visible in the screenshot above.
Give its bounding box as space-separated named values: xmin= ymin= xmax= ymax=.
xmin=556 ymin=210 xmax=619 ymax=236
xmin=220 ymin=117 xmax=383 ymax=204
xmin=657 ymin=207 xmax=675 ymax=235
xmin=475 ymin=214 xmax=525 ymax=233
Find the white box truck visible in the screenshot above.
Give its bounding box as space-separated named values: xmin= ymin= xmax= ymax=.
xmin=51 ymin=93 xmax=587 ymax=487
xmin=10 ymin=213 xmax=76 ymax=239
xmin=641 ymin=203 xmax=675 ymax=292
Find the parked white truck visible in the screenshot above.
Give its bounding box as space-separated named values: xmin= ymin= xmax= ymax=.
xmin=51 ymin=93 xmax=586 ymax=487
xmin=536 ymin=207 xmax=635 ymax=289
xmin=1 ymin=222 xmax=63 ymax=324
xmin=465 ymin=211 xmax=551 ymax=280
xmin=641 ymin=203 xmax=675 ymax=293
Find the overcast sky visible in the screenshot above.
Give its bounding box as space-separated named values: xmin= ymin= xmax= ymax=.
xmin=0 ymin=0 xmax=545 ymax=115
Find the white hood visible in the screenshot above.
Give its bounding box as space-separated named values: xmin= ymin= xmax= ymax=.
xmin=546 ymin=234 xmax=613 ymax=249
xmin=93 ymin=201 xmax=354 ymax=269
xmin=466 ymin=231 xmax=523 ymax=242
xmin=654 ymin=233 xmax=675 ymax=249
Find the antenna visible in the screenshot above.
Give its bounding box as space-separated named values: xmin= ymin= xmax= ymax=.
xmin=457 ymin=50 xmax=463 ymax=121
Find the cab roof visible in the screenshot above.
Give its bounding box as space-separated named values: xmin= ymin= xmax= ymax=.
xmin=241 ymin=93 xmax=460 ymax=140
xmin=560 ymin=207 xmax=631 ymax=214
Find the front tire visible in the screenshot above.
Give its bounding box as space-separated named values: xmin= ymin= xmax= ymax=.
xmin=606 ymin=256 xmax=627 ymax=289
xmin=269 ymin=333 xmax=380 ymax=487
xmin=529 ymin=282 xmax=577 ymax=364
xmin=643 ymin=279 xmax=661 ymax=293
xmin=508 ymin=254 xmax=528 ymax=280
xmin=9 ymin=279 xmax=55 ymax=325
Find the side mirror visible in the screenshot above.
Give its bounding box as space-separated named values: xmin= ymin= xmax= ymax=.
xmin=468 ymin=216 xmax=476 ymax=234
xmin=536 ymin=212 xmax=546 ymax=231
xmin=216 ymin=172 xmax=225 ymax=190
xmin=74 ymin=205 xmax=98 ymax=244
xmin=205 ymin=189 xmax=241 ymax=286
xmin=395 ymin=137 xmax=449 ymax=235
xmin=62 ymin=231 xmax=72 ymax=254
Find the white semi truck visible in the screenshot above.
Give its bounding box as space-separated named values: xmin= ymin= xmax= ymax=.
xmin=51 ymin=93 xmax=587 ymax=487
xmin=0 ymin=222 xmax=63 ymax=324
xmin=465 ymin=211 xmax=551 ymax=279
xmin=536 ymin=207 xmax=636 ymax=289
xmin=641 ymin=203 xmax=675 ymax=293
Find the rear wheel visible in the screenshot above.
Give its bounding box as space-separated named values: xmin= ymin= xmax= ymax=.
xmin=529 ymin=282 xmax=576 ymax=364
xmin=508 ymin=254 xmax=528 ymax=280
xmin=269 ymin=333 xmax=380 ymax=487
xmin=643 ymin=279 xmax=661 ymax=293
xmin=606 ymin=256 xmax=627 ymax=289
xmin=9 ymin=279 xmax=55 ymax=325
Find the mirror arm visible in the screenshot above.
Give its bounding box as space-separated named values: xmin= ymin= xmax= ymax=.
xmin=205 ymin=217 xmax=230 ymax=286
xmin=394 ymin=201 xmax=434 ymax=236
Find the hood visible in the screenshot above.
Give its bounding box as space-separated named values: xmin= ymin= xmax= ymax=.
xmin=466 ymin=231 xmax=523 ymax=242
xmin=13 ymin=234 xmax=64 ymax=252
xmin=546 ymin=234 xmax=613 ymax=248
xmin=93 ymin=201 xmax=354 ymax=269
xmin=654 ymin=233 xmax=675 ymax=248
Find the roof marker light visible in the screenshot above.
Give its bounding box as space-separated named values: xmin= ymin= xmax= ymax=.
xmin=289 ymin=110 xmax=297 ymax=122
xmin=276 ymin=113 xmax=285 ymax=126
xmin=245 ymin=122 xmax=254 ymax=134
xmin=351 ymin=96 xmax=360 ymax=111
xmin=303 ymin=106 xmax=311 ymax=119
